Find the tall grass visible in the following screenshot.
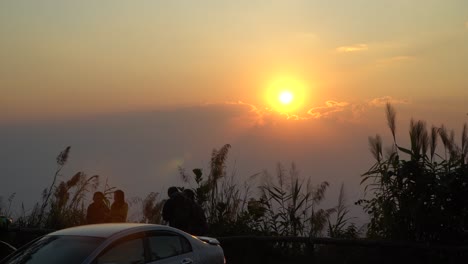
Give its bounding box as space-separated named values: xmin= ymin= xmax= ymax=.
xmin=179 ymin=145 xmax=336 ymax=237
xmin=15 ymin=147 xmax=104 ymax=229
xmin=259 ymin=163 xmax=332 ymax=237
xmin=10 ymin=143 xmax=347 ymax=238
xmin=327 ymin=183 xmax=358 ymax=238
xmin=0 ymin=193 xmax=15 ymax=218
xmin=140 ymin=192 xmax=164 ymax=224
xmin=359 ymin=103 xmax=468 ymax=242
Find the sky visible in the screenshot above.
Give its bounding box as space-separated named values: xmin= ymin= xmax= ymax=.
xmin=1 ymin=1 xmax=468 ymax=223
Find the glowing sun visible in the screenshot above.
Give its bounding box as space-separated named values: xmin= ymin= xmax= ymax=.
xmin=279 ymin=91 xmax=294 ymax=105
xmin=265 ymin=76 xmax=308 ymax=113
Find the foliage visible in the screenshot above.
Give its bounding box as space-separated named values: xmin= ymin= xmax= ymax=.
xmin=179 ymin=144 xmax=259 ymax=236
xmin=358 ymin=103 xmax=468 ymax=243
xmin=44 ymin=172 xmax=100 ymax=229
xmin=0 ymin=193 xmax=16 ymax=218
xmin=14 ymin=147 xmax=104 ymax=229
xmin=327 ymin=183 xmax=358 ymax=239
xmin=180 ymin=145 xmax=334 ymax=237
xmin=260 ymin=163 xmax=333 ymax=237
xmin=141 ymin=192 xmax=164 ymax=224
xmin=10 ymin=143 xmax=342 ymax=238
xmin=180 ymin=144 xmax=247 ymax=235
xmin=36 ymin=146 xmax=71 ymax=225
xmin=207 ymin=144 xmax=233 ymax=222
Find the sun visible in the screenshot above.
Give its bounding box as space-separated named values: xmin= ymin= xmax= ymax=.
xmin=279 ymin=91 xmax=294 ymax=105
xmin=265 ymin=76 xmax=308 ymax=113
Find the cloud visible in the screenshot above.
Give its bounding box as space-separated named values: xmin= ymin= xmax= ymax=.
xmin=466 ymin=21 xmax=468 ymax=29
xmin=222 ymin=101 xmax=273 ymax=127
xmin=306 ymin=96 xmax=409 ymax=121
xmin=307 ymin=101 xmax=350 ymax=119
xmin=336 ymin=44 xmax=368 ymax=53
xmin=222 ymin=101 xmax=312 ymax=127
xmin=166 ymin=98 xmax=410 ymax=129
xmin=224 ymin=96 xmax=409 ymax=125
xmin=367 ymin=96 xmax=410 ymax=107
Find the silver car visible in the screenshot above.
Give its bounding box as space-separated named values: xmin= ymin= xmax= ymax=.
xmin=1 ymin=223 xmax=225 ymax=264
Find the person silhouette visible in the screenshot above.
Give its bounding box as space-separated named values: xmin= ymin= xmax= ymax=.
xmin=162 ymin=187 xmax=191 ymax=232
xmin=183 ymin=189 xmax=208 ymax=236
xmin=86 ymin=191 xmax=110 ymax=224
xmin=110 ymin=189 xmax=128 ymax=223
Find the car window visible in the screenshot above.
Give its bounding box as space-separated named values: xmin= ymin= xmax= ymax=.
xmin=4 ymin=235 xmax=103 ymax=264
xmin=147 ymin=232 xmax=192 ymax=261
xmin=96 ymin=237 xmax=145 ymax=264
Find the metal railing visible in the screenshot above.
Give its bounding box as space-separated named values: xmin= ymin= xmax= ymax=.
xmin=217 ymin=236 xmax=468 ymax=264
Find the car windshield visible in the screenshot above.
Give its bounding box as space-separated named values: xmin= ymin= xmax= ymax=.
xmin=5 ymin=235 xmax=104 ymax=264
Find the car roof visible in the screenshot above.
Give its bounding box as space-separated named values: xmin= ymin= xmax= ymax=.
xmin=48 ymin=223 xmax=176 ymax=238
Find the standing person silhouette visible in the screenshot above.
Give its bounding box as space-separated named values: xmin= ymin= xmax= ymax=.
xmin=110 ymin=189 xmax=128 ymax=222
xmin=87 ymin=192 xmax=110 ymax=224
xmin=162 ymin=187 xmax=191 ymax=232
xmin=183 ymin=189 xmax=208 ymax=235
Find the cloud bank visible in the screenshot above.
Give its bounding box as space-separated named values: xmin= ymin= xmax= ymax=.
xmin=220 ymin=96 xmax=409 ymax=126
xmin=305 ymin=96 xmax=408 ymax=121
xmin=336 ymin=44 xmax=368 ymax=53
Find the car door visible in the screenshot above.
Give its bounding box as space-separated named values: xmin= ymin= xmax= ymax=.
xmin=93 ymin=232 xmax=146 ymax=264
xmin=145 ymin=231 xmax=198 ymax=264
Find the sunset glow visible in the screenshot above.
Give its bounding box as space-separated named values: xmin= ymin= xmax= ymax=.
xmin=279 ymin=91 xmax=294 ymax=105
xmin=266 ymin=76 xmax=308 ymax=113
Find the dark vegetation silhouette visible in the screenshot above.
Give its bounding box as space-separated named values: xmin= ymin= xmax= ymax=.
xmin=358 ymin=103 xmax=468 ymax=243
xmin=36 ymin=146 xmax=71 ymax=226
xmin=328 ymin=183 xmax=358 ymax=239
xmin=0 ymin=145 xmax=355 ymax=241
xmin=8 ymin=146 xmax=113 ymax=229
xmin=0 ymin=193 xmax=15 ymax=222
xmin=2 ymin=143 xmax=355 ymax=239
xmin=177 ymin=145 xmax=347 ymax=238
xmin=140 ymin=192 xmax=164 ymax=224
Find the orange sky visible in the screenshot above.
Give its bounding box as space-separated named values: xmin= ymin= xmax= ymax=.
xmin=1 ymin=1 xmax=468 ymax=122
